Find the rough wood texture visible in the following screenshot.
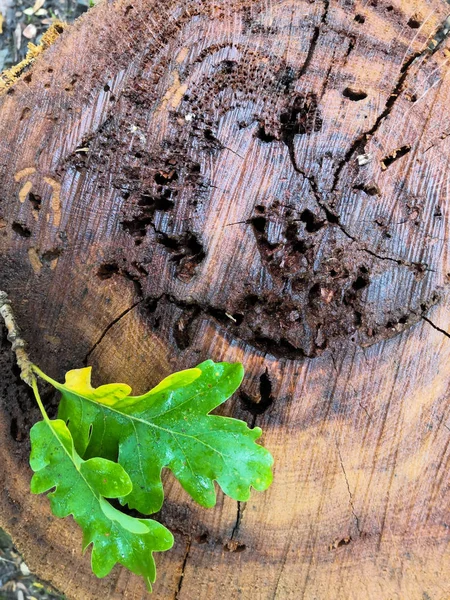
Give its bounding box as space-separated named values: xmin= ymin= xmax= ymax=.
xmin=1 ymin=0 xmax=450 ymax=598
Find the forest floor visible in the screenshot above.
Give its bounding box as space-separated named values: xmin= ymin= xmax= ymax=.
xmin=0 ymin=530 xmax=64 ymax=600
xmin=0 ymin=0 xmax=88 ymax=71
xmin=0 ymin=3 xmax=86 ymax=597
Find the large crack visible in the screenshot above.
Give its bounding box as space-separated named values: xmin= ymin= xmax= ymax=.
xmin=330 ymin=50 xmax=423 ymax=193
xmin=153 ymin=293 xmax=319 ymax=360
xmin=283 ymin=118 xmax=431 ymax=273
xmin=240 ymin=369 xmax=274 ymax=424
xmin=331 ymin=6 xmax=450 ymax=193
xmin=96 ymin=284 xmax=441 ymax=362
xmin=264 ymin=3 xmax=424 ymax=268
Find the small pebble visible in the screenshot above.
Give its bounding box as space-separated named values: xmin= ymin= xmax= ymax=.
xmin=23 ymin=24 xmax=37 ymax=39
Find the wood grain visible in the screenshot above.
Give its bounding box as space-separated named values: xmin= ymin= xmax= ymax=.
xmin=0 ymin=0 xmax=450 ymax=598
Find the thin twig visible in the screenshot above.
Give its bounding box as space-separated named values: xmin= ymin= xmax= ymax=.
xmin=0 ymin=291 xmax=33 ymax=385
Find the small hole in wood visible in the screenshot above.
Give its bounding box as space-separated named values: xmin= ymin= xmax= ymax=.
xmin=10 ymin=418 xmax=19 ymax=441
xmin=97 ymin=262 xmax=119 ymax=280
xmin=352 ymin=276 xmax=369 ymax=291
xmin=20 ymin=107 xmax=31 ymax=121
xmin=407 ymin=16 xmax=421 ymax=28
xmin=300 ymin=209 xmax=325 ymax=233
xmin=12 ymin=222 xmax=31 ymax=237
xmin=224 ymin=541 xmax=246 ymax=552
xmin=251 ymin=216 xmax=266 ymax=233
xmin=256 ymin=125 xmax=277 ymax=143
xmin=380 ymin=145 xmax=411 ymax=170
xmin=343 ymin=87 xmax=368 ymax=101
xmin=28 ymin=192 xmax=41 ymax=210
xmin=195 ymin=533 xmax=208 ymax=544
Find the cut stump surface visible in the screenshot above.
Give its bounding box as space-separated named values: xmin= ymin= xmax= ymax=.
xmin=1 ymin=0 xmax=450 ymax=598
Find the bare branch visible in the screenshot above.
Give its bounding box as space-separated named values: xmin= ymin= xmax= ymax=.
xmin=0 ymin=291 xmax=33 ymax=385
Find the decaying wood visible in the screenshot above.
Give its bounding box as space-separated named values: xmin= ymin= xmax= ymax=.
xmin=0 ymin=0 xmax=450 ymax=598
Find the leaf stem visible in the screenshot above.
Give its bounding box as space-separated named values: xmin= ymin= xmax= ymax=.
xmin=30 ymin=376 xmax=51 ymax=423
xmin=31 ymin=364 xmax=59 ymax=387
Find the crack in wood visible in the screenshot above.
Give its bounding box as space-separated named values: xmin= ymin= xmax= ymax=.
xmin=174 ymin=536 xmax=192 ymax=600
xmin=119 ymin=282 xmax=441 ymax=361
xmin=331 ymin=7 xmax=450 ymax=191
xmin=83 ymin=299 xmax=144 ymax=365
xmin=240 ymin=368 xmax=274 ymax=422
xmin=281 ymin=138 xmax=433 ymax=274
xmin=223 ymin=501 xmax=247 ymax=552
xmin=330 ymin=49 xmax=423 ymax=193
xmin=335 ymin=440 xmax=362 ymax=537
xmin=231 ymin=501 xmax=244 ymax=540
xmin=296 ymin=0 xmax=329 ymax=80
xmin=422 ymin=315 xmax=450 ymax=338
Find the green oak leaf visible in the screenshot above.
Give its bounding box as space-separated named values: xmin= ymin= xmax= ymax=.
xmin=30 ymin=419 xmax=174 ymax=591
xmin=38 ymin=360 xmax=273 ymax=514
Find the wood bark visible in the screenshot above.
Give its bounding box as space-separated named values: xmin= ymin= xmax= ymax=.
xmin=1 ymin=0 xmax=450 ymax=598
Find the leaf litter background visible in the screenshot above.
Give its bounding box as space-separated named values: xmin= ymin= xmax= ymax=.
xmin=0 ymin=3 xmax=86 ymax=597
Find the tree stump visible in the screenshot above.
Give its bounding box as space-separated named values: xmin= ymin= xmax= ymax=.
xmin=1 ymin=0 xmax=450 ymax=598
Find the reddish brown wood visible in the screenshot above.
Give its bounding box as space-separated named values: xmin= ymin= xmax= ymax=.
xmin=1 ymin=0 xmax=450 ymax=598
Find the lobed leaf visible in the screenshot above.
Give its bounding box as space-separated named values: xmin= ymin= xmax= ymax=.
xmin=47 ymin=360 xmax=274 ymax=514
xmin=30 ymin=419 xmax=174 ymax=591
